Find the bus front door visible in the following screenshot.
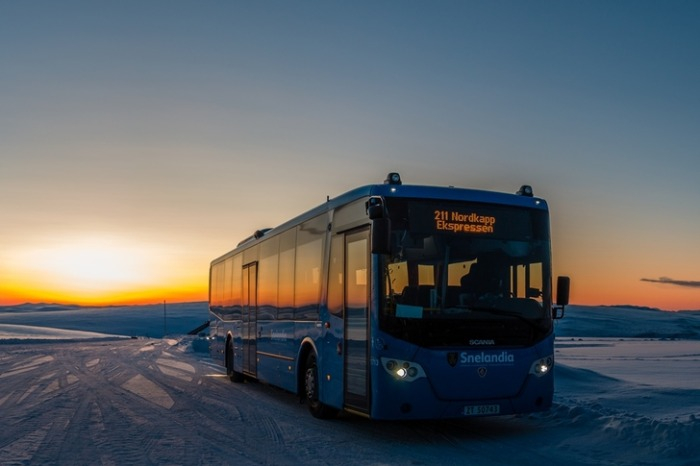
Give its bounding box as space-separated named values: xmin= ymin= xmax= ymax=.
xmin=344 ymin=229 xmax=370 ymax=413
xmin=243 ymin=262 xmax=257 ymax=377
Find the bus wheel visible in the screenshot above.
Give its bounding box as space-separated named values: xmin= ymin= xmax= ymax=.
xmin=304 ymin=352 xmax=337 ymax=419
xmin=226 ymin=340 xmax=244 ymax=383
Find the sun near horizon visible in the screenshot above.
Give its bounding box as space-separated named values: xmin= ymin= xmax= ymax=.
xmin=1 ymin=235 xmax=209 ymax=307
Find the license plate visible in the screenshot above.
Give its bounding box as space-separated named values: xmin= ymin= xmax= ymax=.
xmin=463 ymin=404 xmax=500 ymax=416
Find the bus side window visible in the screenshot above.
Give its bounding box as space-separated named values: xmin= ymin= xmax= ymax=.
xmin=278 ymin=229 xmax=296 ymax=320
xmin=328 ymin=234 xmax=344 ymax=318
xmin=294 ymin=216 xmax=326 ymax=321
xmin=259 ymin=236 xmax=279 ymax=320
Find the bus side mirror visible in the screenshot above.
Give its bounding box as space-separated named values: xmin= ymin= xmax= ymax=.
xmin=368 ymin=204 xmax=384 ymax=220
xmin=556 ymin=276 xmax=570 ymax=306
xmin=371 ymin=218 xmax=391 ymax=254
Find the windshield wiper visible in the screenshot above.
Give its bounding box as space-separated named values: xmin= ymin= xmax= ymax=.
xmin=467 ymin=305 xmax=544 ymax=330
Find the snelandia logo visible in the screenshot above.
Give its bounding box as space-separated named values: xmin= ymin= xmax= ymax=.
xmin=459 ymin=351 xmax=515 ymax=366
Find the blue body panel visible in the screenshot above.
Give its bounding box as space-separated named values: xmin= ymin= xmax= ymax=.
xmin=212 ymin=182 xmax=548 ymax=264
xmin=369 ymin=332 xmax=555 ymax=420
xmin=209 ymin=179 xmax=555 ymax=419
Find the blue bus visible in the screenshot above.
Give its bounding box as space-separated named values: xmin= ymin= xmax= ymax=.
xmin=209 ymin=173 xmax=570 ymax=419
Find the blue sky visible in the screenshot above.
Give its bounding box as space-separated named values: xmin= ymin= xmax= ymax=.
xmin=1 ymin=1 xmax=698 ymax=308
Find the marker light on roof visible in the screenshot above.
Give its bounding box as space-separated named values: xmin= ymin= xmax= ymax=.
xmin=517 ymin=185 xmax=534 ymax=197
xmin=384 ymin=172 xmax=402 ymax=185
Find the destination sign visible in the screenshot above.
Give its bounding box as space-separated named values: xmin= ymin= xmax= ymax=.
xmin=433 ymin=209 xmax=496 ymax=235
xmin=405 ymin=201 xmax=542 ymax=241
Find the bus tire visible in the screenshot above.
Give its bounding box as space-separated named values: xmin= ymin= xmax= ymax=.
xmin=304 ymin=352 xmax=337 ymax=419
xmin=226 ymin=339 xmax=244 ymax=383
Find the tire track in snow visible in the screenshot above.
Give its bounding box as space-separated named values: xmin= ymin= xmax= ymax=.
xmin=2 ymin=338 xmax=695 ymax=465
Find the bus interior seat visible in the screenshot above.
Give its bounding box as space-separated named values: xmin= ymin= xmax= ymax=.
xmin=398 ymin=286 xmax=432 ymax=307
xmin=445 ymin=286 xmax=462 ymax=307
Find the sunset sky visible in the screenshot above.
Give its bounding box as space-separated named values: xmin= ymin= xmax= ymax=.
xmin=1 ymin=1 xmax=698 ymax=310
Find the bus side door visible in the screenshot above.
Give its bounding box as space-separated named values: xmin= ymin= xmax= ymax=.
xmin=242 ymin=262 xmax=257 ymax=377
xmin=343 ymin=228 xmax=370 ymax=413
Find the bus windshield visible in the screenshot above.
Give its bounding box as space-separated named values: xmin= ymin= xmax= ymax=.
xmin=380 ymin=198 xmax=553 ymax=348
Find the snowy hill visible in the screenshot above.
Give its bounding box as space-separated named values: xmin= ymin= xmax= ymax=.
xmin=557 ymin=305 xmax=700 ymax=340
xmin=0 ymin=301 xmax=209 ymax=339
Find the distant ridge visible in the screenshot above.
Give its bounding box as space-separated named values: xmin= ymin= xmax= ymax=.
xmin=599 ymin=304 xmax=700 ymax=313
xmin=558 ymin=305 xmax=700 ymax=339
xmin=0 ymin=302 xmax=208 ymax=313
xmin=600 ymin=305 xmax=662 ymax=311
xmin=0 ymin=303 xmax=82 ymax=312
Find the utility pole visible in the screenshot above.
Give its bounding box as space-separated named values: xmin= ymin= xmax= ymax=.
xmin=163 ymin=300 xmax=167 ymax=337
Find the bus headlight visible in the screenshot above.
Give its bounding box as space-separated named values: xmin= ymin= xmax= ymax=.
xmin=530 ymin=356 xmax=554 ymax=377
xmin=381 ymin=358 xmax=426 ymax=382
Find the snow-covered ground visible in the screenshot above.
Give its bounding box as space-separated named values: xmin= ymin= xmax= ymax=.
xmin=0 ymin=323 xmax=128 ymax=341
xmin=0 ymin=304 xmax=698 ymax=465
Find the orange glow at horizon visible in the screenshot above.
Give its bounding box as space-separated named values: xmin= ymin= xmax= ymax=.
xmin=570 ymin=284 xmax=700 ymax=312
xmin=2 ymin=234 xmax=698 ymax=310
xmin=1 ymin=236 xmax=209 ymax=307
xmin=552 ymin=225 xmax=700 ymax=311
xmin=556 ymin=262 xmax=700 ymax=311
xmin=0 ymin=286 xmax=207 ymax=307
